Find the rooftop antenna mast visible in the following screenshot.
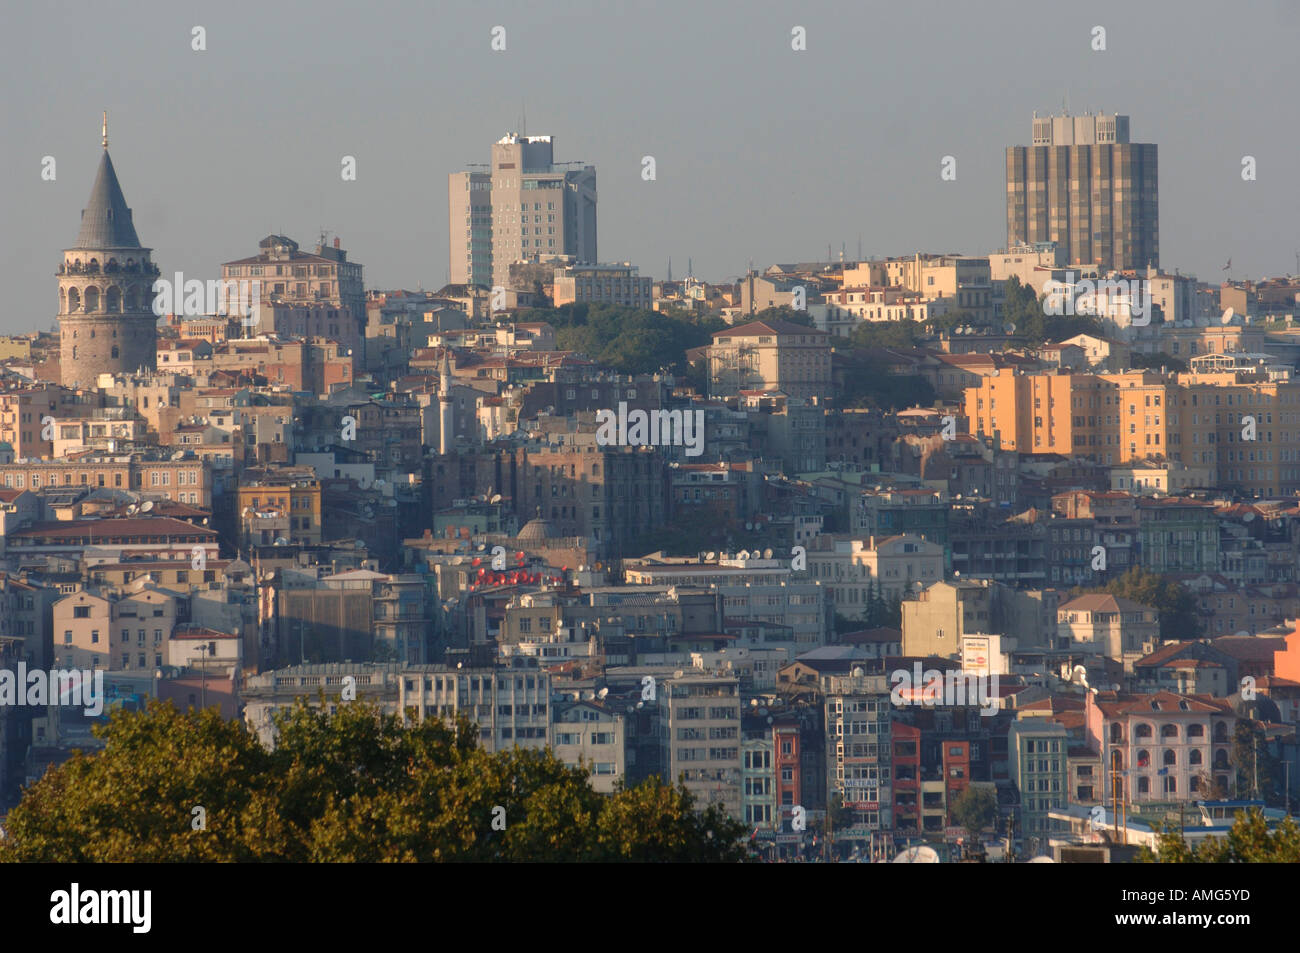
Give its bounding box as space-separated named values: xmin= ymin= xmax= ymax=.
xmin=102 ymin=110 xmax=108 ymax=149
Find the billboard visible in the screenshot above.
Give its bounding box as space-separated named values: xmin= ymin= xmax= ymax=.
xmin=962 ymin=636 xmax=990 ymax=678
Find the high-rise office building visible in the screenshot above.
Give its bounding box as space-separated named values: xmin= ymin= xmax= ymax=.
xmin=448 ymin=134 xmax=596 ymax=289
xmin=1006 ymin=112 xmax=1158 ymax=273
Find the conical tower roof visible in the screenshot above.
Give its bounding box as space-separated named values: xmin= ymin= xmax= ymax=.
xmin=72 ymin=151 xmax=141 ymax=249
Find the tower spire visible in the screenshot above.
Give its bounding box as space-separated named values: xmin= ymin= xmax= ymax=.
xmin=102 ymin=110 xmax=108 ymax=149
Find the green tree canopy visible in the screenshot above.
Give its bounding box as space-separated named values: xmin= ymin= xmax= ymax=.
xmin=0 ymin=699 xmax=748 ymax=863
xmin=1072 ymin=566 xmax=1202 ymax=641
xmin=519 ymin=303 xmax=724 ymax=376
xmin=1140 ymin=808 xmax=1300 ymax=863
xmin=951 ymin=786 xmax=998 ymax=835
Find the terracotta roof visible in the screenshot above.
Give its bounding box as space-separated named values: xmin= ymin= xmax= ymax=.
xmin=1059 ymin=593 xmax=1153 ymax=614
xmin=714 ymin=320 xmax=828 ymax=339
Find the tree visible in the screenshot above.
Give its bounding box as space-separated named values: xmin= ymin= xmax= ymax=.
xmin=837 ymin=349 xmax=936 ymax=411
xmin=0 ymin=699 xmax=749 ymax=863
xmin=1073 ymin=566 xmax=1202 ymax=641
xmin=1140 ymin=808 xmax=1300 ymax=863
xmin=848 ymin=318 xmax=925 ymax=350
xmin=753 ymin=305 xmax=813 ymax=327
xmin=1129 ymin=351 xmax=1188 ymax=373
xmin=951 ymin=786 xmax=998 ymax=836
xmin=522 ymin=303 xmax=721 ymax=376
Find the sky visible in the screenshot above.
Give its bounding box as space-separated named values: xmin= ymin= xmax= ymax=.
xmin=1 ymin=0 xmax=1297 ymax=333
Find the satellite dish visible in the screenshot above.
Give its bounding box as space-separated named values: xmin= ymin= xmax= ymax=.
xmin=892 ymin=846 xmax=940 ymax=864
xmin=452 ymin=556 xmax=464 ymax=565
xmin=490 ymin=494 xmax=502 ymax=503
xmin=852 ymin=667 xmax=864 ymax=677
xmin=127 ymin=504 xmax=138 ymax=515
xmin=636 ymin=701 xmax=644 ymax=709
xmin=1222 ymin=307 xmax=1235 ymax=324
xmin=597 ymin=687 xmax=609 ymax=699
xmin=1028 ymin=856 xmax=1056 ymax=863
xmin=705 ymin=552 xmax=716 ymax=561
xmin=763 ymin=548 xmax=773 ymax=559
xmin=745 ymin=523 xmax=754 ymax=531
xmin=1243 ymin=512 xmax=1256 ymax=522
xmin=738 ymin=550 xmax=751 ymax=560
xmin=1005 ymin=322 xmax=1016 ymax=334
xmin=141 ymin=501 xmax=154 ymax=512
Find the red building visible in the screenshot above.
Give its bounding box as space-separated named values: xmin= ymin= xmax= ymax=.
xmin=891 ymin=722 xmax=921 ymax=834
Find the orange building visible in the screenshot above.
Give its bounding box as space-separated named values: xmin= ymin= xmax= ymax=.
xmin=966 ymin=367 xmax=1300 ymax=495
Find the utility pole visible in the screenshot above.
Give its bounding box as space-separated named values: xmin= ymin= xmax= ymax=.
xmin=198 ymin=643 xmax=208 ymax=710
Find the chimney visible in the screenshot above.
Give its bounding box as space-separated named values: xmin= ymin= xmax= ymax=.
xmin=334 ymin=237 xmax=340 ymax=249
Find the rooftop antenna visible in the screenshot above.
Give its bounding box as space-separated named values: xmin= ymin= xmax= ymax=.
xmin=521 ymin=99 xmax=526 ymax=137
xmin=667 ymin=257 xmax=672 ymax=283
xmin=102 ymin=110 xmax=108 ymax=149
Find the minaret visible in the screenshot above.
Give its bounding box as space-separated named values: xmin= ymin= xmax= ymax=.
xmin=58 ymin=114 xmax=159 ymax=388
xmin=438 ymin=349 xmax=454 ymax=455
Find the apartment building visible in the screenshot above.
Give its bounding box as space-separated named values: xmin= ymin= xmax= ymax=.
xmin=706 ymin=320 xmax=831 ymax=400
xmin=1056 ymin=594 xmax=1160 ymax=672
xmin=221 ymin=234 xmax=365 ymax=334
xmin=624 ymin=555 xmax=825 ymax=647
xmin=5 ymin=516 xmax=219 ymax=563
xmin=1085 ymin=690 xmax=1236 ymax=805
xmin=966 ymin=367 xmax=1300 ymax=496
xmin=805 ymin=533 xmax=945 ymax=613
xmin=552 ymin=262 xmax=651 ymax=308
xmin=0 ymin=383 xmax=82 ymax=459
xmin=0 ymin=452 xmax=211 ymax=508
xmin=237 ymin=466 xmax=322 ymax=548
xmin=824 ymin=672 xmax=892 ymax=836
xmin=1008 ymin=719 xmax=1070 ymax=843
xmin=741 ymin=714 xmax=776 ymax=829
xmin=552 ymin=699 xmax=624 ymax=793
xmin=401 ymin=662 xmax=551 ymax=753
xmin=660 ymin=673 xmax=742 ymax=819
xmin=52 ymin=586 xmax=177 ymax=672
xmin=842 ymin=255 xmax=994 ymax=324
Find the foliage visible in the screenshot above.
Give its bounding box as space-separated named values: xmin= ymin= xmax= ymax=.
xmin=1129 ymin=351 xmax=1189 ymax=373
xmin=0 ymin=699 xmax=749 ymax=862
xmin=1001 ymin=276 xmax=1106 ymax=347
xmin=1072 ymin=566 xmax=1202 ymax=641
xmin=520 ymin=303 xmax=724 ymax=376
xmin=752 ymin=305 xmax=813 ymax=327
xmin=847 ymin=318 xmax=927 ymax=351
xmin=836 ymin=348 xmax=936 ymax=411
xmin=951 ymin=786 xmax=998 ymax=835
xmin=1139 ymin=808 xmax=1300 ymax=863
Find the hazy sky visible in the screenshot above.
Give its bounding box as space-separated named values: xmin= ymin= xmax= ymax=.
xmin=2 ymin=0 xmax=1297 ymax=333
